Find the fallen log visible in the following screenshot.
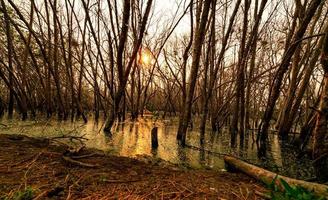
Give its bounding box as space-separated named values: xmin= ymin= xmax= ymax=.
xmin=62 ymin=155 xmax=100 ymax=168
xmin=70 ymin=152 xmax=104 ymax=159
xmin=224 ymin=155 xmax=328 ymax=197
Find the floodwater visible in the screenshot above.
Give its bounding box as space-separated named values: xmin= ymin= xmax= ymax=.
xmin=0 ymin=116 xmax=314 ymax=180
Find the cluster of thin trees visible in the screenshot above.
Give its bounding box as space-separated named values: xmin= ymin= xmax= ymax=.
xmin=0 ymin=0 xmax=328 ymax=180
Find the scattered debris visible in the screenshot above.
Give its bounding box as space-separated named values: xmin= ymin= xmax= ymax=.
xmin=0 ymin=134 xmax=267 ymax=199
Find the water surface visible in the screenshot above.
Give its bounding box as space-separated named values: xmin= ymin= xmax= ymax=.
xmin=0 ymin=117 xmax=314 ymax=180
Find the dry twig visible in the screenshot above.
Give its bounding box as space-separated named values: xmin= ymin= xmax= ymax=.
xmin=62 ymin=155 xmax=100 ymax=168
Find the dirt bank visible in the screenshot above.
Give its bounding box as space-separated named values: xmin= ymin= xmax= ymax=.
xmin=0 ymin=134 xmax=266 ymax=199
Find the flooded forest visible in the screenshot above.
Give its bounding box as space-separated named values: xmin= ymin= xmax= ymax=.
xmin=0 ymin=0 xmax=328 ymax=199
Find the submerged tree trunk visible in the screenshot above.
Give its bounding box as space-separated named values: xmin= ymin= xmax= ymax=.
xmin=297 ymin=109 xmax=317 ymax=152
xmin=245 ymin=0 xmax=259 ymax=131
xmin=313 ymin=26 xmax=328 ymax=182
xmin=199 ymin=0 xmax=216 ymax=145
xmin=1 ymin=0 xmax=15 ymax=119
xmin=257 ymin=0 xmax=323 ymax=156
xmin=104 ymin=0 xmax=153 ymax=132
xmin=177 ymin=0 xmax=212 ymax=146
xmin=199 ymin=0 xmax=241 ymax=137
xmin=277 ymin=5 xmax=324 ymax=139
xmin=52 ymin=0 xmax=66 ymax=120
xmin=231 ymin=0 xmax=250 ymax=144
xmin=0 ymin=97 xmax=4 ymax=117
xmin=277 ymin=47 xmax=302 ymax=140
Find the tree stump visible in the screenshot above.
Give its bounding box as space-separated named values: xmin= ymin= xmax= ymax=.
xmin=151 ymin=127 xmax=158 ymax=149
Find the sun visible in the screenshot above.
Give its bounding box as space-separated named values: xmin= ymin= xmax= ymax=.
xmin=141 ymin=53 xmax=151 ymax=65
xmin=138 ymin=48 xmax=154 ymax=66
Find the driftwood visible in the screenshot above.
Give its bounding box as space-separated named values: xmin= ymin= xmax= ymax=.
xmin=224 ymin=155 xmax=328 ymax=197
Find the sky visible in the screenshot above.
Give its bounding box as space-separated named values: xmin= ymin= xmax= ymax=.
xmin=151 ymin=0 xmax=191 ymax=35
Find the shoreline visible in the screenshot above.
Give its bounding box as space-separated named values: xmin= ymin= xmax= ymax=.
xmin=0 ymin=134 xmax=266 ymax=199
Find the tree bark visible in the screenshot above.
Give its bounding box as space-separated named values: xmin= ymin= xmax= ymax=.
xmin=177 ymin=0 xmax=212 ymax=146
xmin=1 ymin=0 xmax=15 ymax=119
xmin=313 ymin=24 xmax=328 ymax=182
xmin=199 ymin=0 xmax=216 ymax=145
xmin=277 ymin=4 xmax=324 ymax=139
xmin=224 ymin=156 xmax=328 ymax=196
xmin=257 ymin=0 xmax=323 ymax=156
xmin=104 ymin=0 xmax=153 ymax=132
xmin=231 ymin=0 xmax=250 ymax=144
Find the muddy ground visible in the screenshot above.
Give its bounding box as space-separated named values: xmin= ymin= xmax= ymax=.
xmin=0 ymin=134 xmax=267 ymax=199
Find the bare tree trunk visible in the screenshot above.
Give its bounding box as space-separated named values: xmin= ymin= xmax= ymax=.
xmin=51 ymin=0 xmax=66 ymax=120
xmin=277 ymin=46 xmax=302 ymax=139
xmin=76 ymin=13 xmax=88 ymax=119
xmin=296 ymin=99 xmax=318 ymax=152
xmin=1 ymin=0 xmax=14 ymax=118
xmin=104 ymin=0 xmax=153 ymax=132
xmin=257 ymin=0 xmax=323 ymax=156
xmin=200 ymin=0 xmax=241 ymax=136
xmin=245 ymin=0 xmax=259 ymax=130
xmin=177 ymin=0 xmax=212 ymax=146
xmin=104 ymin=0 xmax=132 ymax=131
xmin=181 ymin=1 xmax=194 ymax=110
xmin=277 ymin=5 xmax=325 ymax=139
xmin=231 ymin=0 xmax=250 ymax=144
xmin=44 ymin=0 xmax=53 ymax=118
xmin=0 ymin=96 xmax=4 ymax=117
xmin=313 ymin=25 xmax=328 ymax=182
xmin=199 ymin=0 xmax=216 ymax=145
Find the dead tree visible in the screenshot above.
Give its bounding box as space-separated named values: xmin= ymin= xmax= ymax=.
xmin=257 ymin=0 xmax=323 ymax=156
xmin=104 ymin=0 xmax=153 ymax=132
xmin=1 ymin=0 xmax=14 ymax=119
xmin=313 ymin=22 xmax=328 ymax=182
xmin=177 ymin=0 xmax=212 ymax=146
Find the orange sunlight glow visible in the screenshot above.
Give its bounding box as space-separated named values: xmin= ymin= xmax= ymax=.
xmin=138 ymin=48 xmax=154 ymax=66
